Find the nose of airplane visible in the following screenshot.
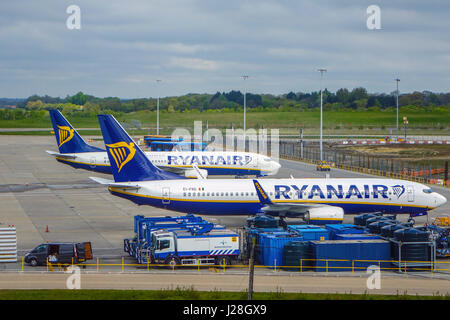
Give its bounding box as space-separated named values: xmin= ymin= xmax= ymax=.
xmin=270 ymin=161 xmax=281 ymax=175
xmin=435 ymin=193 xmax=447 ymax=208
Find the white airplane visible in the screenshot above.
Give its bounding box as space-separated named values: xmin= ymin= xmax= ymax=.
xmin=46 ymin=109 xmax=280 ymax=178
xmin=91 ymin=114 xmax=447 ymax=224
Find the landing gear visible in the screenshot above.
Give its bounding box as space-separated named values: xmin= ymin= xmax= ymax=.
xmin=278 ymin=214 xmax=287 ymax=229
xmin=408 ymin=211 xmax=428 ymax=226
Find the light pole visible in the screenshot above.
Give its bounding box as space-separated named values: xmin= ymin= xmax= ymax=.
xmin=395 ymin=78 xmax=400 ymax=142
xmin=317 ymin=69 xmax=327 ymax=162
xmin=241 ymin=75 xmax=249 ymax=143
xmin=156 ymin=79 xmax=162 ymax=135
xmin=403 ymin=116 xmax=408 ymax=141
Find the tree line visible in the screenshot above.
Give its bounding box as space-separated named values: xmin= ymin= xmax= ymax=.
xmin=0 ymin=88 xmax=449 ymax=121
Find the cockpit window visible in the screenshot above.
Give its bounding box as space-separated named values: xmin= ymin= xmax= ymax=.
xmin=422 ymin=188 xmax=433 ymax=194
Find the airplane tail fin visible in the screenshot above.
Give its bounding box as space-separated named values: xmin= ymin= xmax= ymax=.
xmin=97 ymin=114 xmax=185 ymax=182
xmin=49 ymin=109 xmax=104 ymax=153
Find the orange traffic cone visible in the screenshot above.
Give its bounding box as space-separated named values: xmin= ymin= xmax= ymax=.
xmin=45 ymin=225 xmax=49 ymax=233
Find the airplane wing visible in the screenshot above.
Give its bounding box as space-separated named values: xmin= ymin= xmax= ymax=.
xmin=156 ymin=164 xmax=207 ymax=179
xmin=252 ymin=179 xmax=331 ymax=214
xmin=46 ymin=150 xmax=77 ymax=159
xmin=191 ymin=164 xmax=207 ymax=179
xmin=156 ymin=165 xmax=187 ymax=174
xmin=89 ymin=177 xmax=141 ymax=190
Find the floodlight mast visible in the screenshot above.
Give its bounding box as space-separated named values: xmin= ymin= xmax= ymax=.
xmin=156 ymin=79 xmax=162 ymax=135
xmin=241 ymin=75 xmax=249 ymax=144
xmin=395 ymin=78 xmax=400 ymax=142
xmin=317 ymin=69 xmax=327 ymax=161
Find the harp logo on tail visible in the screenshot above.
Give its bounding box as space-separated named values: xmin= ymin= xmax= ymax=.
xmin=105 ymin=141 xmax=136 ymax=172
xmin=392 ymin=185 xmax=405 ymax=199
xmin=57 ymin=125 xmax=74 ymax=147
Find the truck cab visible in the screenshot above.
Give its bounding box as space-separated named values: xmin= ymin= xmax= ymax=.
xmin=24 ymin=242 xmax=93 ymax=266
xmin=151 ymin=231 xmax=176 ymax=262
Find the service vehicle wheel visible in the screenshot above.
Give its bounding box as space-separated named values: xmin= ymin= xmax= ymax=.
xmin=30 ymin=258 xmax=38 ymax=267
xmin=216 ymin=256 xmax=231 ymax=267
xmin=164 ymin=256 xmax=181 ymax=269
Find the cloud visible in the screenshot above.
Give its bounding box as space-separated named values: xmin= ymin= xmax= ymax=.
xmin=169 ymin=57 xmax=219 ymax=71
xmin=0 ymin=0 xmax=448 ymax=98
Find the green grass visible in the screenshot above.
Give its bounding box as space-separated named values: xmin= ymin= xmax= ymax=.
xmin=1 ymin=109 xmax=449 ymax=131
xmin=0 ymin=289 xmax=449 ymax=300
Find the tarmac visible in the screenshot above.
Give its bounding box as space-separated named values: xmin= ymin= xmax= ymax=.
xmin=0 ymin=135 xmax=449 ymax=294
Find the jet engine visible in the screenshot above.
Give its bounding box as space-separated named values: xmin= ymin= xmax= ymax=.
xmin=183 ymin=168 xmax=208 ymax=179
xmin=303 ymin=206 xmax=344 ymax=225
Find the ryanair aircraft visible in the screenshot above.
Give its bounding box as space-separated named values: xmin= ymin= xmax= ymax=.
xmin=91 ymin=114 xmax=447 ymax=224
xmin=46 ymin=110 xmax=280 ymax=178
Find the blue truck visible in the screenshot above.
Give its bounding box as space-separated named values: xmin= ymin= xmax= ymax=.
xmin=125 ymin=215 xmax=239 ymax=266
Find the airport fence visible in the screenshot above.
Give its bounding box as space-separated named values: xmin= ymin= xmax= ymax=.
xmin=277 ymin=140 xmax=449 ymax=188
xmin=14 ymin=257 xmax=450 ymax=275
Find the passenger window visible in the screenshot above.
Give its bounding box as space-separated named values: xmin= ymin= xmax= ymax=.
xmin=35 ymin=245 xmax=46 ymax=253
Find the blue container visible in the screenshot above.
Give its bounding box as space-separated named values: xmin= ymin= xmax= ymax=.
xmin=258 ymin=231 xmax=295 ymax=264
xmin=335 ymin=233 xmax=381 ymax=240
xmin=325 ymin=224 xmax=365 ymax=239
xmin=288 ymin=225 xmax=330 ymax=241
xmin=311 ymin=240 xmax=390 ymax=272
xmin=263 ymin=235 xmax=304 ymax=268
xmin=287 ymin=224 xmax=322 ymax=231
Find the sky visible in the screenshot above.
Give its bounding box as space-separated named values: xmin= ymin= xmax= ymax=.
xmin=0 ymin=0 xmax=449 ymax=98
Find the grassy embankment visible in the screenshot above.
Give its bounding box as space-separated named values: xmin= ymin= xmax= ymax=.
xmin=0 ymin=109 xmax=449 ymax=136
xmin=0 ymin=288 xmax=449 ymax=300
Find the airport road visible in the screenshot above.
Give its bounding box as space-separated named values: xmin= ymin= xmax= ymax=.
xmin=0 ymin=272 xmax=449 ymax=296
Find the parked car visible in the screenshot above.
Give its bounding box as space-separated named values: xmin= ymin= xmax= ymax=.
xmin=24 ymin=242 xmax=93 ymax=266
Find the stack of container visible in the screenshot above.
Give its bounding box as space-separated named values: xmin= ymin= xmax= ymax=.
xmin=283 ymin=241 xmax=313 ymax=271
xmin=391 ymin=227 xmax=434 ymax=270
xmin=367 ymin=219 xmax=396 ymax=235
xmin=353 ymin=212 xmax=383 ymax=226
xmin=262 ymin=234 xmax=304 ymax=268
xmin=325 ymin=224 xmax=365 ymax=240
xmin=310 ymin=239 xmax=391 ymax=272
xmin=287 ymin=225 xmax=330 ymax=241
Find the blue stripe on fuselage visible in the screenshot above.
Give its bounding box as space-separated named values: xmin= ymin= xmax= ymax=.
xmin=57 ymin=158 xmax=112 ymax=174
xmin=201 ymin=167 xmax=262 ymax=176
xmin=57 ymin=158 xmax=262 ymax=176
xmin=108 ymin=189 xmax=429 ymax=216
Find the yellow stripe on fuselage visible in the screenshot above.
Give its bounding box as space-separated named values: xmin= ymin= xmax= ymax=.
xmin=108 ymin=187 xmax=432 ymax=209
xmin=56 ymin=157 xmax=110 ymax=167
